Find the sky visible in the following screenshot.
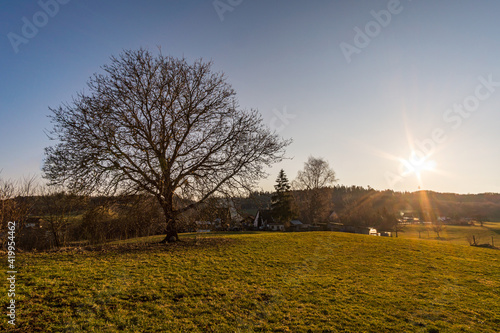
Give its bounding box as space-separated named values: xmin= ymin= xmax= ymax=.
xmin=1 ymin=0 xmax=500 ymax=194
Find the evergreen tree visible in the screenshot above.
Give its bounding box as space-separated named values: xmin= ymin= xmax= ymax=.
xmin=271 ymin=169 xmax=293 ymax=224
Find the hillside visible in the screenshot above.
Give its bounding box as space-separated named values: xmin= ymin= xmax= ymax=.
xmin=237 ymin=187 xmax=500 ymax=222
xmin=3 ymin=232 xmax=499 ymax=332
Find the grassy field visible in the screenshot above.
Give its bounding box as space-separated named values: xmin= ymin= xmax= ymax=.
xmin=2 ymin=231 xmax=499 ymax=332
xmin=397 ymin=222 xmax=500 ymax=246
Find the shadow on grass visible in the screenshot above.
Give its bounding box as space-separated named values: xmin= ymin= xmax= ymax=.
xmin=40 ymin=235 xmax=238 ymax=256
xmin=470 ymin=243 xmax=499 ymax=250
xmin=180 ymin=231 xmax=261 ymax=237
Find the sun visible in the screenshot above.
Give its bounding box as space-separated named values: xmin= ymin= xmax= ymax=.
xmin=415 ymin=159 xmax=436 ymax=179
xmin=401 ymin=151 xmax=436 ymax=181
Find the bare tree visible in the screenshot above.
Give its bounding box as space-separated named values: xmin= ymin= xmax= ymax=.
xmin=417 ymin=223 xmax=428 ymax=239
xmin=466 ymin=234 xmax=479 ymax=246
xmin=432 ymin=220 xmax=445 ymax=239
xmin=37 ymin=186 xmax=86 ymax=248
xmin=293 ymin=157 xmax=337 ymax=224
xmin=295 ymin=156 xmax=337 ymax=191
xmin=0 ymin=175 xmax=38 ymax=245
xmin=43 ymin=49 xmax=290 ymax=243
xmin=379 ymin=207 xmax=403 ymax=237
xmin=0 ymin=178 xmax=17 ymax=230
xmin=473 ymin=213 xmax=488 ymax=227
xmin=391 ymin=218 xmax=405 ymax=238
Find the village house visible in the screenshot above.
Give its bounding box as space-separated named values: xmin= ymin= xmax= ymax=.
xmin=253 ymin=210 xmax=274 ymax=230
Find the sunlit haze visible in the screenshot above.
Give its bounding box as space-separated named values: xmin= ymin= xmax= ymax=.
xmin=1 ymin=0 xmax=500 ymax=194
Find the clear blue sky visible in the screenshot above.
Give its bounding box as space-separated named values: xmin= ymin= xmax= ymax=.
xmin=1 ymin=0 xmax=500 ymax=194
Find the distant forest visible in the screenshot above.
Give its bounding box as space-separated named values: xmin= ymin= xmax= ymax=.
xmin=238 ymin=186 xmax=500 ymax=222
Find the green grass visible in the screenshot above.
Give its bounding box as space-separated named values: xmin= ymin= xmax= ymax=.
xmin=2 ymin=232 xmax=499 ymax=332
xmin=396 ymin=222 xmax=500 ymax=246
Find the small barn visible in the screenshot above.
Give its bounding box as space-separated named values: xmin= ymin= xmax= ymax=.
xmin=289 ymin=219 xmax=304 ymax=232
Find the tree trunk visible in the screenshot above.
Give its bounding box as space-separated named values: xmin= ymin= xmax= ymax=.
xmin=158 ymin=187 xmax=179 ymax=244
xmin=159 ymin=198 xmax=179 ymax=243
xmin=49 ymin=220 xmax=61 ymax=248
xmin=160 ymin=218 xmax=179 ymax=243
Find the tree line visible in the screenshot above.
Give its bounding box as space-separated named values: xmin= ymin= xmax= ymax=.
xmin=0 ymin=168 xmax=495 ymax=250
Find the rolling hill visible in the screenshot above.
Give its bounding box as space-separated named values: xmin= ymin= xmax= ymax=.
xmin=3 ymin=231 xmax=499 ymax=332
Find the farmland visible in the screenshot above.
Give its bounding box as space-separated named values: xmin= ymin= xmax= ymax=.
xmin=397 ymin=222 xmax=500 ymax=246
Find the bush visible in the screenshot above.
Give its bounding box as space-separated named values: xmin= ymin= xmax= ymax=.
xmin=75 ymin=196 xmax=164 ymax=245
xmin=79 ymin=205 xmax=118 ymax=244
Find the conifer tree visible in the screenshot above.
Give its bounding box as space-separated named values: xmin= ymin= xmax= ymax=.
xmin=271 ymin=169 xmax=293 ymax=224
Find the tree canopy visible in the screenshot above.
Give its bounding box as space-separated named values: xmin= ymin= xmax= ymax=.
xmin=43 ymin=49 xmax=290 ymax=242
xmin=294 ymin=156 xmax=337 ymax=190
xmin=293 ymin=156 xmax=337 ymax=223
